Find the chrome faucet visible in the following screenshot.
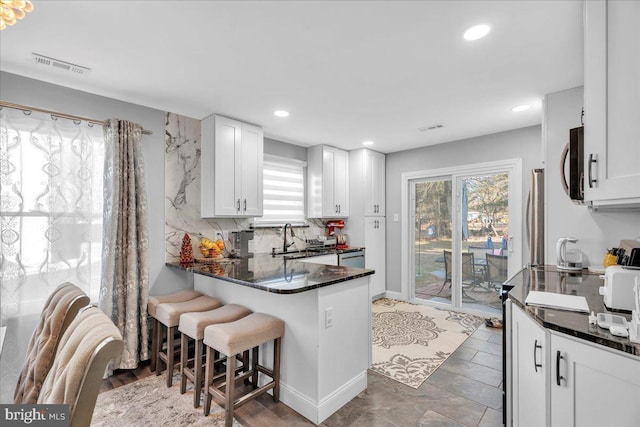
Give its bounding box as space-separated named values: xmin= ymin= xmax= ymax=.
xmin=283 ymin=223 xmax=296 ymax=252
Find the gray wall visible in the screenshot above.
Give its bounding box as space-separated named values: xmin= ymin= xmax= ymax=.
xmin=385 ymin=125 xmax=543 ymax=293
xmin=0 ymin=71 xmax=176 ymax=295
xmin=544 ymin=87 xmax=640 ymax=266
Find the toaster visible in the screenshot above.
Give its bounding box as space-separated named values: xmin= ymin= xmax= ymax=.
xmin=599 ymin=266 xmax=640 ymax=312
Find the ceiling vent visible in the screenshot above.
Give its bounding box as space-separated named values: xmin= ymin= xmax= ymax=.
xmin=32 ymin=53 xmax=91 ymax=75
xmin=418 ymin=123 xmax=444 ymax=132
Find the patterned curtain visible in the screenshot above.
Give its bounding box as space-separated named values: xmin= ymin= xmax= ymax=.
xmin=99 ymin=119 xmax=149 ymax=372
xmin=0 ymin=107 xmax=104 ymax=402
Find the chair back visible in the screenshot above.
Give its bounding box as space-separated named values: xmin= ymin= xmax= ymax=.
xmin=14 ymin=282 xmax=90 ymax=404
xmin=486 ymin=253 xmax=508 ymax=285
xmin=444 ymin=250 xmax=476 ymax=283
xmin=37 ymin=306 xmax=123 ymax=427
xmin=461 ymin=252 xmax=476 ymax=282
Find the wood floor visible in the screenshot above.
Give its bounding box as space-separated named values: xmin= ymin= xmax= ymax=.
xmin=100 ymin=323 xmax=504 ymax=426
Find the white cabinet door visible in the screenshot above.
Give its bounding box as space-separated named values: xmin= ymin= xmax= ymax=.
xmin=308 ymin=145 xmax=349 ymax=218
xmin=364 ymin=150 xmax=385 ymax=217
xmin=210 ymin=115 xmax=240 ymax=216
xmin=239 ymin=123 xmax=263 ymax=216
xmin=333 ymin=148 xmax=349 ymax=217
xmin=365 ymin=217 xmax=385 ymax=297
xmin=584 ymin=0 xmax=640 ymax=205
xmin=510 ymin=304 xmax=548 ymax=427
xmin=302 ymin=254 xmax=338 ymax=266
xmin=322 ymin=147 xmax=338 ymax=217
xmin=550 ymin=332 xmax=640 ymax=427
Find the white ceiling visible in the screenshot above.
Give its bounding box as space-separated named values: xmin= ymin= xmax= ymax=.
xmin=0 ymin=1 xmax=583 ymax=153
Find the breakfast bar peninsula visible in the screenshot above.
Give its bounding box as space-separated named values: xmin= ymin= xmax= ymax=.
xmin=166 ymin=254 xmax=374 ymax=424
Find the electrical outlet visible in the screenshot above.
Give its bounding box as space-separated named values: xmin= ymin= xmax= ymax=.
xmin=393 ymin=213 xmax=399 ymax=222
xmin=325 ymin=307 xmax=333 ymax=328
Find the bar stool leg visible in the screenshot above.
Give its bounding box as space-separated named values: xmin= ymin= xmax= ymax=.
xmin=251 ymin=346 xmax=259 ymax=389
xmin=224 ymin=353 xmax=235 ymax=427
xmin=273 ymin=337 xmax=281 ymax=402
xmin=166 ymin=325 xmax=176 ymax=387
xmin=150 ymin=318 xmax=157 ymax=372
xmin=155 ymin=322 xmax=164 ymax=375
xmin=203 ymin=345 xmax=214 ymax=416
xmin=193 ymin=338 xmax=204 ymax=408
xmin=180 ymin=333 xmax=188 ymax=394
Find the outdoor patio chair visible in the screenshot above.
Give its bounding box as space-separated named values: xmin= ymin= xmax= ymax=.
xmin=486 ymin=253 xmax=508 ymax=289
xmin=438 ymin=251 xmax=481 ymax=300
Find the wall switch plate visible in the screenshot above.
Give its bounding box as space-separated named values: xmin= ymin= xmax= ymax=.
xmin=325 ymin=307 xmax=333 ymax=328
xmin=393 ymin=213 xmax=399 ymax=222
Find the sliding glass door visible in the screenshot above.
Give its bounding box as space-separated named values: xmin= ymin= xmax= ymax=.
xmin=409 ymin=163 xmax=520 ymax=316
xmin=412 ymin=178 xmax=453 ymax=305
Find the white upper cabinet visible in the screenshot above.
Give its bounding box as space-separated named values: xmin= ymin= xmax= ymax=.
xmin=349 ymin=148 xmax=385 ymax=216
xmin=307 ymin=145 xmax=349 ymax=218
xmin=201 ymin=114 xmax=263 ymax=217
xmin=583 ymin=0 xmax=640 ymax=207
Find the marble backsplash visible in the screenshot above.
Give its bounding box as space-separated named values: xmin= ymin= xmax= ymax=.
xmin=164 ymin=112 xmax=322 ymax=261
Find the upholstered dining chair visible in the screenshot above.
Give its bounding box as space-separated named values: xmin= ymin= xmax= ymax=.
xmin=37 ymin=306 xmax=124 ymax=427
xmin=14 ymin=282 xmax=90 ymax=404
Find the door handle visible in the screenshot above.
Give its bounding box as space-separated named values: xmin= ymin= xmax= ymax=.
xmin=588 ymin=154 xmax=597 ymax=188
xmin=534 ymin=340 xmax=542 ymax=372
xmin=556 ymin=350 xmax=565 ymax=386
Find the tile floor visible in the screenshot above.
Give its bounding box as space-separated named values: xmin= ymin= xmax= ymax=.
xmin=101 ymin=323 xmax=504 ymax=426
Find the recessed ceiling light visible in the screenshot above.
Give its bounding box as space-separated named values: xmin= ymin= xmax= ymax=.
xmin=274 ymin=110 xmax=289 ymax=117
xmin=512 ymin=105 xmax=530 ymax=112
xmin=362 ymin=141 xmax=374 ymax=146
xmin=463 ymin=24 xmax=490 ymax=41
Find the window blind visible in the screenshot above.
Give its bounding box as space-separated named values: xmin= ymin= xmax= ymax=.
xmin=254 ymin=157 xmax=306 ymax=226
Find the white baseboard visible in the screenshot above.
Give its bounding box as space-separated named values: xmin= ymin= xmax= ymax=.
xmin=384 ymin=290 xmax=405 ymax=301
xmin=317 ymin=371 xmax=367 ymax=423
xmin=279 ymin=371 xmax=368 ymax=425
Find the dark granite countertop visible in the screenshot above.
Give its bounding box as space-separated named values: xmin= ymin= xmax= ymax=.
xmin=508 ymin=265 xmax=639 ymax=357
xmin=166 ymin=253 xmax=374 ymax=294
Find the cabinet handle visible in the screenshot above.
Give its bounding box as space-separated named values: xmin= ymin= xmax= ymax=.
xmin=588 ymin=154 xmax=597 ymax=188
xmin=336 ymin=204 xmax=339 ymax=213
xmin=338 ymin=204 xmax=341 ymax=213
xmin=533 ymin=340 xmax=542 ymax=372
xmin=243 ymin=199 xmax=247 ymax=212
xmin=237 ymin=199 xmax=241 ymax=212
xmin=556 ymin=350 xmax=565 ymax=386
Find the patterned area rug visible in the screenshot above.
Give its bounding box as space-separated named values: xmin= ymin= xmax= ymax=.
xmin=371 ymin=298 xmax=484 ymax=388
xmin=92 ymin=373 xmax=240 ymax=426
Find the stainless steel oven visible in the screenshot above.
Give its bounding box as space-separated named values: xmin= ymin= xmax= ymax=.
xmin=338 ymin=250 xmax=365 ymax=268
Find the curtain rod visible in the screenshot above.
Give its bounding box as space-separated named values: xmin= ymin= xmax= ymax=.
xmin=0 ymin=100 xmax=153 ymax=135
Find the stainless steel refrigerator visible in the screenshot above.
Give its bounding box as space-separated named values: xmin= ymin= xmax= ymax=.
xmin=527 ymin=168 xmax=545 ymax=266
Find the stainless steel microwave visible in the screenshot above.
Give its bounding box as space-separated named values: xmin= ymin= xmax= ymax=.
xmin=560 ymin=126 xmax=584 ymax=204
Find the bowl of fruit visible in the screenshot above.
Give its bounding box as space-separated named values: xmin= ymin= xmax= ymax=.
xmin=199 ymin=237 xmax=225 ymax=259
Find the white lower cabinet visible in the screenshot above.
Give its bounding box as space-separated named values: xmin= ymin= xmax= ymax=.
xmin=302 ymin=254 xmax=338 ymax=266
xmin=550 ymin=332 xmax=640 ymax=427
xmin=510 ymin=304 xmax=548 ymax=427
xmin=510 ymin=303 xmax=640 ymax=427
